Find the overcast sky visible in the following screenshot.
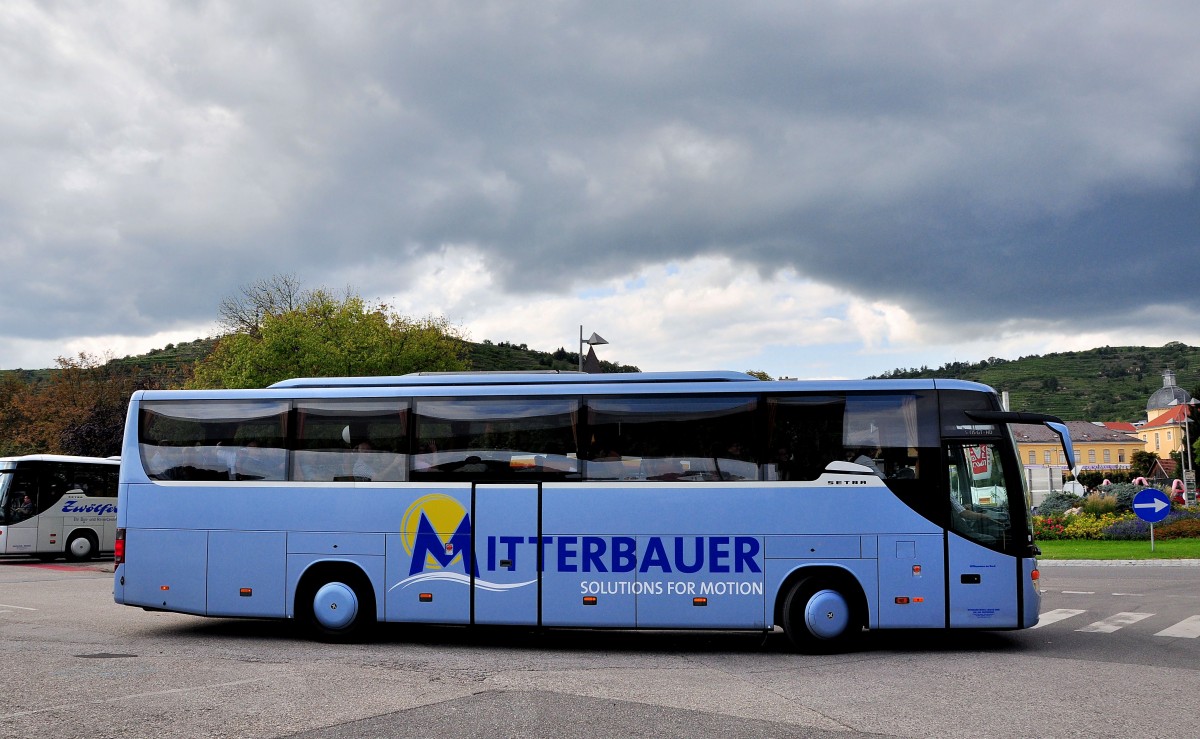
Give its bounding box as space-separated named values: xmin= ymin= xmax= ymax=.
xmin=3 ymin=1 xmax=1198 ymax=380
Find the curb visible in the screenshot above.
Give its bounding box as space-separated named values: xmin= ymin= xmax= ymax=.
xmin=1038 ymin=559 xmax=1200 ymax=566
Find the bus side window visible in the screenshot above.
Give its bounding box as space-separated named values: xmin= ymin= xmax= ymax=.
xmin=841 ymin=394 xmax=933 ymax=480
xmin=292 ymin=400 xmax=409 ymax=482
xmin=100 ymin=468 xmax=120 ymax=496
xmin=413 ymin=398 xmax=581 ymax=481
xmin=766 ymin=396 xmax=846 ymax=481
xmin=586 ymin=396 xmax=757 ymax=482
xmin=140 ymin=400 xmax=289 ymax=481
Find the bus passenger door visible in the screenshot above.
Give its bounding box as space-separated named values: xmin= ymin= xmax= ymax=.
xmin=473 ymin=484 xmax=540 ymax=625
xmin=946 ymin=443 xmax=1019 ymax=628
xmin=2 ymin=468 xmax=39 ymax=554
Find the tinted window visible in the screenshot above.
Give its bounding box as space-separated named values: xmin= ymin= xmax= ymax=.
xmin=586 ymin=396 xmax=758 ymax=481
xmin=766 ymin=396 xmax=845 ymax=481
xmin=80 ymin=464 xmax=120 ymax=497
xmin=413 ymin=397 xmax=581 ymax=480
xmin=42 ymin=462 xmax=118 ymax=503
xmin=938 ymin=389 xmax=1003 ymax=439
xmin=768 ymin=393 xmax=936 ymax=481
xmin=293 ymin=399 xmax=409 ymax=482
xmin=140 ymin=400 xmax=289 ymax=481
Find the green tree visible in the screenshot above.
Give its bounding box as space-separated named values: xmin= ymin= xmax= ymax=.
xmin=1130 ymin=450 xmax=1159 ymax=478
xmin=190 ymin=289 xmax=467 ymax=389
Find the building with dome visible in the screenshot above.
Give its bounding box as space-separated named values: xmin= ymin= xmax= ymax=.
xmin=1015 ymin=368 xmax=1196 ymax=502
xmin=1137 ymin=369 xmax=1195 ymax=464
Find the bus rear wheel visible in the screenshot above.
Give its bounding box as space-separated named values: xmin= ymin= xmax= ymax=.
xmin=782 ymin=577 xmax=860 ymax=653
xmin=66 ymin=532 xmax=97 ymax=562
xmin=296 ymin=568 xmax=375 ymax=642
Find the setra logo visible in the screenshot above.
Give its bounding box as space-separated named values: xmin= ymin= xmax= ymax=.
xmin=401 ymin=493 xmax=474 ymax=577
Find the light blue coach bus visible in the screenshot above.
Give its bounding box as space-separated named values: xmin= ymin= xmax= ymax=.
xmin=113 ymin=371 xmax=1074 ymax=651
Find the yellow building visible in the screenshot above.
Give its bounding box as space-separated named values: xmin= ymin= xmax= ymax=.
xmin=1014 ymin=421 xmax=1143 ymax=491
xmin=1138 ymin=370 xmax=1195 ymax=461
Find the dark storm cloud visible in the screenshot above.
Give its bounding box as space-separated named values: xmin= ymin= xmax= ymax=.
xmin=2 ymin=1 xmax=1198 ymax=350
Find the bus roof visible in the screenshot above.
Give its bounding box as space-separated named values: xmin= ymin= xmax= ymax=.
xmin=268 ymin=370 xmax=762 ymax=389
xmin=226 ymin=372 xmax=996 ymax=397
xmin=0 ymin=454 xmax=120 ymax=465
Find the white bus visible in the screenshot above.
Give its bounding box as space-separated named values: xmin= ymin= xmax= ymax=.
xmin=0 ymin=454 xmax=120 ymax=561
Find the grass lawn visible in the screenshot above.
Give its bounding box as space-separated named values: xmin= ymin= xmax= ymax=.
xmin=1037 ymin=538 xmax=1200 ymax=560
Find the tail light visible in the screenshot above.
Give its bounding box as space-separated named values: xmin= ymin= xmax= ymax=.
xmin=114 ymin=528 xmax=125 ymax=565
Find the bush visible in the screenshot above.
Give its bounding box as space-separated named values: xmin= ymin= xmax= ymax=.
xmin=1157 ymin=518 xmax=1200 ymax=539
xmin=1100 ymin=510 xmax=1200 ymax=540
xmin=1102 ymin=517 xmax=1152 ymax=540
xmin=1076 ymin=470 xmax=1136 ymax=489
xmin=1096 ymin=482 xmax=1141 ymax=513
xmin=1038 ymin=492 xmax=1082 ymax=517
xmin=1064 ymin=512 xmax=1127 ymax=539
xmin=1081 ymin=495 xmax=1117 ymax=517
xmin=1034 ymin=515 xmax=1069 ymax=540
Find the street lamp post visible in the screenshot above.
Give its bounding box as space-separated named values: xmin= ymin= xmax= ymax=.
xmin=1170 ymin=397 xmax=1199 ymax=504
xmin=578 ymin=326 xmax=609 ymax=372
xmin=1184 ymin=400 xmax=1197 ymax=502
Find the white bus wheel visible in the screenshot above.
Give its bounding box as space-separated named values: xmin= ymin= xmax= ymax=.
xmin=66 ymin=532 xmax=96 ymax=562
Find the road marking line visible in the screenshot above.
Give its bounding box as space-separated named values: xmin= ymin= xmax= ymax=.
xmin=1061 ymin=590 xmax=1095 ymax=595
xmin=0 ymin=677 xmax=267 ymax=719
xmin=1032 ymin=608 xmax=1086 ymax=628
xmin=0 ymin=603 xmax=37 ymax=611
xmin=1155 ymin=616 xmax=1200 ymax=638
xmin=1076 ymin=612 xmax=1153 ymax=633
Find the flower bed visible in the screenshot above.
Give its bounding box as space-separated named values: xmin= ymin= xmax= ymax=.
xmin=1033 ymin=508 xmax=1200 ymax=540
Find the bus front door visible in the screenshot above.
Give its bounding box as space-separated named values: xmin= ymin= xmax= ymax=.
xmin=1 ymin=518 xmax=37 ymax=554
xmin=472 ymin=484 xmax=540 ymax=625
xmin=946 ymin=442 xmax=1020 ymax=628
xmin=1 ymin=471 xmax=39 ymax=554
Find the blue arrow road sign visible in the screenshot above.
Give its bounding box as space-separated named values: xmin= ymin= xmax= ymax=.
xmin=1133 ymin=488 xmax=1172 ymax=523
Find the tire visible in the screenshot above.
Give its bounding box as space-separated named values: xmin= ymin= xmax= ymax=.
xmin=781 ymin=577 xmax=860 ymax=653
xmin=65 ymin=532 xmax=96 ymax=562
xmin=296 ymin=569 xmax=375 ymax=642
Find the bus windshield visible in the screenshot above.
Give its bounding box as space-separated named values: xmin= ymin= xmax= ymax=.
xmin=0 ymin=467 xmax=31 ymax=525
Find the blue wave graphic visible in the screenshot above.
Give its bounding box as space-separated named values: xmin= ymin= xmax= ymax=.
xmin=389 ymin=571 xmax=535 ymax=593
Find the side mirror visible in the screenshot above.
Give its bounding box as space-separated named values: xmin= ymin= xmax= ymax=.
xmin=1045 ymin=421 xmax=1076 ymax=470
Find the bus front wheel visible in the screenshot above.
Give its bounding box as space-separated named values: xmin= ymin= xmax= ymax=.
xmin=782 ymin=577 xmax=860 ymax=653
xmin=65 ymin=532 xmax=96 ymax=562
xmin=296 ymin=569 xmax=375 ymax=642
